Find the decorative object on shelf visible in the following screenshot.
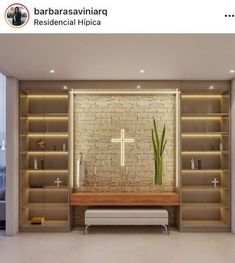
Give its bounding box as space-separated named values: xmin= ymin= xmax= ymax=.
xmin=220 ymin=142 xmax=223 ymax=152
xmin=152 ymin=118 xmax=167 ymax=186
xmin=211 ymin=178 xmax=219 ymax=188
xmin=62 ymin=143 xmax=66 ymax=151
xmin=40 ymin=159 xmax=44 ymax=170
xmin=197 ymin=159 xmax=201 ymax=170
xmin=31 ymin=216 xmax=45 ymax=225
xmin=36 ymin=138 xmax=45 ymax=150
xmin=190 ymin=158 xmax=195 ymax=170
xmin=54 ymin=178 xmax=62 ymax=187
xmin=1 ymin=140 xmax=6 ymax=151
xmin=53 ymin=144 xmax=57 ymax=151
xmin=33 ymin=158 xmax=38 ymax=170
xmin=76 ymin=152 xmax=85 ymax=187
xmin=211 ymin=144 xmax=215 ymax=151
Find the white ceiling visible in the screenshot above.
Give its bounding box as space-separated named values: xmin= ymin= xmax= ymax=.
xmin=0 ymin=34 xmax=235 ymax=80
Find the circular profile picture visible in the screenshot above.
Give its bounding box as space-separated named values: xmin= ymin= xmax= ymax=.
xmin=5 ymin=3 xmax=29 ymax=28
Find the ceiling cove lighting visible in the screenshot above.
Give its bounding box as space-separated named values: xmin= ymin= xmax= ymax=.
xmin=230 ymin=69 xmax=235 ymax=73
xmin=50 ymin=69 xmax=55 ymax=74
xmin=140 ymin=69 xmax=145 ymax=73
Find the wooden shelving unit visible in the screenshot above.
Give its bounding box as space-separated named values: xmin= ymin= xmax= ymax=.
xmin=180 ymin=82 xmax=231 ymax=232
xmin=19 ymin=90 xmax=70 ymax=232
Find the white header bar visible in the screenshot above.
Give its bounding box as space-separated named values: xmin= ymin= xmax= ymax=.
xmin=0 ymin=0 xmax=235 ymax=33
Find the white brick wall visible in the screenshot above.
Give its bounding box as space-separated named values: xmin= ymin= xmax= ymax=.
xmin=74 ymin=94 xmax=176 ymax=192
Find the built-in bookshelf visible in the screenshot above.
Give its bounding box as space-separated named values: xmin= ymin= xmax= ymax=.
xmin=180 ymin=82 xmax=230 ymax=232
xmin=19 ymin=90 xmax=70 ymax=232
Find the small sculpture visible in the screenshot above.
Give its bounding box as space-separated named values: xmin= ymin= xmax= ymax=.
xmin=54 ymin=178 xmax=62 ymax=187
xmin=36 ymin=138 xmax=45 ymax=150
xmin=197 ymin=159 xmax=201 ymax=170
xmin=33 ymin=158 xmax=38 ymax=170
xmin=211 ymin=178 xmax=219 ymax=188
xmin=220 ymin=142 xmax=223 ymax=152
xmin=190 ymin=158 xmax=195 ymax=170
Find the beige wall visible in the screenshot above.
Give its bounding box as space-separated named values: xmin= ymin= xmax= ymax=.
xmin=6 ymin=78 xmax=19 ymax=236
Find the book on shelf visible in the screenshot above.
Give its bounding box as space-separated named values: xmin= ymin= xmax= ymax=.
xmin=31 ymin=216 xmax=45 ymax=225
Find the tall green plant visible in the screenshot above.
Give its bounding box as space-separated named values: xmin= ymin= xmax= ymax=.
xmin=151 ymin=119 xmax=167 ymax=186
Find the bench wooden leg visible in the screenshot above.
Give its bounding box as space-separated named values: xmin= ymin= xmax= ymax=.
xmin=162 ymin=225 xmax=169 ymax=235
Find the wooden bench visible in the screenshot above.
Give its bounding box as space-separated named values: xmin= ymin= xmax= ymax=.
xmin=84 ymin=208 xmax=169 ymax=234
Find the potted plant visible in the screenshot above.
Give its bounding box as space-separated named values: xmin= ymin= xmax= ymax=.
xmin=151 ymin=118 xmax=167 ymax=186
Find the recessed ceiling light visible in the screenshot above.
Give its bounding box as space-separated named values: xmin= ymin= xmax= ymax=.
xmin=140 ymin=69 xmax=145 ymax=74
xmin=63 ymin=85 xmax=68 ymax=90
xmin=230 ymin=69 xmax=235 ymax=73
xmin=137 ymin=85 xmax=141 ymax=89
xmin=209 ymin=85 xmax=214 ymax=90
xmin=50 ymin=69 xmax=55 ymax=74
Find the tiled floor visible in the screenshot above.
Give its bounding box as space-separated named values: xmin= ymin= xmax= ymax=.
xmin=0 ymin=227 xmax=235 ymax=263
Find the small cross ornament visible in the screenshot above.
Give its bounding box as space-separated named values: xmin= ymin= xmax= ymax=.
xmin=54 ymin=178 xmax=62 ymax=187
xmin=211 ymin=178 xmax=219 ymax=188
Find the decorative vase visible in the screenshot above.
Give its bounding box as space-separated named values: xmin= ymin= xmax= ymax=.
xmin=154 ymin=157 xmax=163 ymax=186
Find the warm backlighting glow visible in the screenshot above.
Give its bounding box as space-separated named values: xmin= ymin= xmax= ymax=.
xmin=181 ymin=169 xmax=224 ymax=173
xmin=26 ymin=133 xmax=68 ymax=137
xmin=26 ymin=116 xmax=68 ymax=121
xmin=24 ymin=151 xmax=68 ymax=155
xmin=27 ymin=95 xmax=68 ymax=99
xmin=111 ymin=129 xmax=134 ymax=166
xmin=26 ymin=170 xmax=68 ymax=173
xmin=181 ymin=116 xmax=227 ymax=120
xmin=181 ymin=95 xmax=223 ymax=99
xmin=182 ymin=151 xmax=222 ymax=155
xmin=182 ymin=133 xmax=227 ymax=138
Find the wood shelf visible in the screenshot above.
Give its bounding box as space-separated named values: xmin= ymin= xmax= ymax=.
xmin=182 ymin=113 xmax=229 ymax=117
xmin=21 ymin=132 xmax=68 ymax=137
xmin=70 ymin=192 xmax=180 ymax=206
xmin=20 ymin=220 xmax=70 ymax=232
xmin=182 ymin=186 xmax=228 ymax=191
xmin=21 ymin=187 xmax=68 ymax=191
xmin=22 ymin=203 xmax=68 ymax=209
xmin=182 ymin=151 xmax=228 ymax=155
xmin=182 ymin=203 xmax=228 ymax=209
xmin=22 ymin=220 xmax=69 ymax=228
xmin=180 ymin=86 xmax=230 ymax=232
xmin=20 ymin=89 xmax=70 ymax=233
xmin=182 ymin=220 xmax=228 ymax=228
xmin=21 ymin=113 xmax=68 ymax=118
xmin=182 ymin=132 xmax=229 ymax=136
xmin=21 ymin=151 xmax=68 ymax=155
xmin=181 ymin=169 xmax=228 ymax=173
xmin=23 ymin=169 xmax=68 ymax=173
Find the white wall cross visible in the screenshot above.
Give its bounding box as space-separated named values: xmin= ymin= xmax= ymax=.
xmin=54 ymin=178 xmax=62 ymax=187
xmin=111 ymin=129 xmax=134 ymax=166
xmin=211 ymin=178 xmax=219 ymax=188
